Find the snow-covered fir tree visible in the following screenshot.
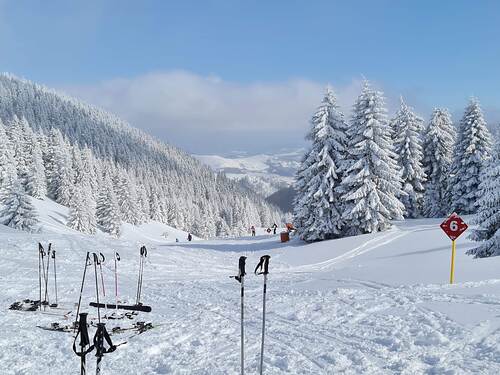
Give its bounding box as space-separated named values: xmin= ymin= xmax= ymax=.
xmin=466 ymin=136 xmax=500 ymax=257
xmin=68 ymin=181 xmax=97 ymax=234
xmin=450 ymin=99 xmax=492 ymax=214
xmin=0 ymin=179 xmax=39 ymax=232
xmin=114 ymin=169 xmax=140 ymax=225
xmin=391 ymin=97 xmax=426 ymax=217
xmin=422 ymin=108 xmax=455 ymax=217
xmin=340 ymin=81 xmax=405 ymax=235
xmin=0 ymin=119 xmax=17 ymax=194
xmin=25 ymin=131 xmax=47 ymax=198
xmin=96 ymin=174 xmax=121 ymax=237
xmin=293 ymin=148 xmax=315 ymax=231
xmin=294 ymin=87 xmax=348 ymax=241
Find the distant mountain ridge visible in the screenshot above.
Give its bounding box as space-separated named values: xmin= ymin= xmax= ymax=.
xmin=194 ymin=149 xmax=303 ymax=198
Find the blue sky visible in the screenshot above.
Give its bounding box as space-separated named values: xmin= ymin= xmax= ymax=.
xmin=0 ymin=0 xmax=499 ymax=153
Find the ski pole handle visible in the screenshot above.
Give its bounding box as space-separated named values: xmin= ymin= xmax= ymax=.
xmin=39 ymin=243 xmax=45 ymax=257
xmin=230 ymin=256 xmax=246 ymax=283
xmin=254 ymin=255 xmax=270 ymax=275
xmin=238 ymin=256 xmax=247 ymax=277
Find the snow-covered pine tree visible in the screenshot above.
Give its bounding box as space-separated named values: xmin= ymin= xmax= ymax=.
xmin=294 ymin=87 xmax=348 ymax=241
xmin=45 ymin=130 xmax=74 ymax=205
xmin=466 ymin=136 xmax=500 ymax=257
xmin=136 ymin=183 xmax=150 ymax=223
xmin=25 ymin=132 xmax=47 ymax=198
xmin=215 ymin=218 xmax=231 ymax=237
xmin=96 ymin=174 xmax=121 ymax=237
xmin=391 ymin=97 xmax=426 ymax=217
xmin=67 ymin=146 xmax=97 ymax=234
xmin=6 ymin=115 xmax=30 ymax=186
xmin=450 ymin=98 xmax=493 ymax=214
xmin=68 ymin=182 xmax=97 ymax=234
xmin=293 ymin=148 xmax=315 ymax=231
xmin=0 ymin=179 xmax=39 ymax=232
xmin=422 ymin=108 xmax=455 ymax=217
xmin=340 ymin=81 xmax=405 ymax=235
xmin=0 ymin=119 xmax=17 ymax=194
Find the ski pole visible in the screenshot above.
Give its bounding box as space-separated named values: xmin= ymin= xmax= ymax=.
xmin=40 ymin=244 xmax=47 ymax=307
xmin=43 ymin=243 xmax=52 ymax=308
xmin=38 ymin=243 xmax=44 ymax=311
xmin=73 ymin=312 xmax=94 ymax=375
xmin=93 ymin=322 xmax=116 ymax=375
xmin=98 ymin=253 xmax=106 ymax=298
xmin=136 ymin=246 xmax=147 ymax=305
xmin=114 ymin=252 xmax=120 ymax=314
xmin=93 ymin=253 xmax=102 ymax=323
xmin=97 ymin=253 xmax=108 ymax=319
xmin=255 ymin=255 xmax=270 ymax=375
xmin=74 ymin=252 xmax=91 ymax=332
xmin=52 ymin=250 xmax=58 ymax=307
xmin=231 ymin=256 xmax=247 ymax=375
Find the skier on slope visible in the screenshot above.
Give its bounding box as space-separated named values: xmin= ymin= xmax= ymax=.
xmin=251 ymin=226 xmax=256 ymax=236
xmin=272 ymin=223 xmax=278 ymax=235
xmin=187 ymin=233 xmax=192 ymax=242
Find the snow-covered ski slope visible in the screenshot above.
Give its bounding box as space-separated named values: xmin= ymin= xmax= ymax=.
xmin=1 ymin=200 xmax=500 ymax=374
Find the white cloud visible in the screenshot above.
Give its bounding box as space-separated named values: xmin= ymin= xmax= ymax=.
xmin=62 ymin=70 xmax=364 ymax=153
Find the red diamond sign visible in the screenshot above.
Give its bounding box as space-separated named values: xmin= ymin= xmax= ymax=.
xmin=440 ymin=212 xmax=468 ymax=241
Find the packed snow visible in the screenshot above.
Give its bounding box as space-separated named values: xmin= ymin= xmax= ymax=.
xmin=1 ymin=198 xmax=500 ymax=374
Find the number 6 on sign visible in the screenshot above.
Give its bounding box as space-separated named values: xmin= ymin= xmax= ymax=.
xmin=440 ymin=213 xmax=468 ymax=284
xmin=449 ymin=221 xmax=458 ymax=232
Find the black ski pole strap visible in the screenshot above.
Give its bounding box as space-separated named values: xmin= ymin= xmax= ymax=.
xmin=73 ymin=313 xmax=94 ymax=357
xmin=140 ymin=246 xmax=147 ymax=257
xmin=254 ymin=255 xmax=271 ymax=275
xmin=230 ymin=256 xmax=247 ymax=283
xmin=93 ymin=253 xmax=101 ymax=265
xmin=99 ymin=252 xmax=105 ymax=264
xmin=115 ymin=252 xmax=120 ymax=261
xmin=94 ymin=323 xmax=116 ymax=357
xmin=51 ymin=250 xmax=56 ymax=259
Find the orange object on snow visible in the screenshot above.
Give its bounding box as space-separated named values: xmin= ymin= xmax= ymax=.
xmin=280 ymin=232 xmax=290 ymax=242
xmin=285 ymin=223 xmax=295 ymax=232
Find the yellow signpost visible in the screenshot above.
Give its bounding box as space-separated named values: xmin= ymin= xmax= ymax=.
xmin=440 ymin=213 xmax=468 ymax=285
xmin=449 ymin=240 xmax=456 ymax=284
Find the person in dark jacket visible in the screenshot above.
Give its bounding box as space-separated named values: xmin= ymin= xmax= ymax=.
xmin=187 ymin=233 xmax=192 ymax=241
xmin=251 ymin=225 xmax=256 ymax=236
xmin=272 ymin=223 xmax=278 ymax=235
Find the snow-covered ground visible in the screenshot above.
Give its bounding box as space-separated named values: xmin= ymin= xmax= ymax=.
xmin=1 ymin=200 xmax=500 ymax=374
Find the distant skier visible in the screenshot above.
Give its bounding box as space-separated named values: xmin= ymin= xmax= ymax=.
xmin=175 ymin=238 xmax=179 ymax=243
xmin=272 ymin=223 xmax=278 ymax=235
xmin=187 ymin=233 xmax=192 ymax=242
xmin=251 ymin=226 xmax=256 ymax=236
xmin=266 ymin=228 xmax=271 ymax=234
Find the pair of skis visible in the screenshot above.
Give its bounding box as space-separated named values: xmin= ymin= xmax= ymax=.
xmin=232 ymin=255 xmax=270 ymax=375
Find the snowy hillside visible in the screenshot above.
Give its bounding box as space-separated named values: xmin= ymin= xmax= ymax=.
xmin=33 ymin=196 xmax=194 ymax=243
xmin=0 ymin=74 xmax=282 ymax=238
xmin=194 ymin=149 xmax=303 ymax=197
xmin=2 ymin=204 xmax=500 ymax=374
